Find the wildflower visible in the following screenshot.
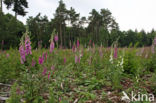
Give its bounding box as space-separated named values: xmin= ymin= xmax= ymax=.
xmin=50 ymin=41 xmax=55 ymax=53
xmin=42 ymin=52 xmax=47 ymax=61
xmin=54 ymin=35 xmax=58 ymax=42
xmin=80 ymin=48 xmax=84 ymax=57
xmin=39 ymin=56 xmax=44 ymax=64
xmin=120 ymin=57 xmax=124 ymax=70
xmin=25 ymin=36 xmax=32 ymax=55
xmin=114 ymin=47 xmax=118 ymax=58
xmin=51 ymin=65 xmax=55 ymax=70
xmin=19 ymin=45 xmax=26 ymax=64
xmin=31 ymin=59 xmax=36 ymax=67
xmin=42 ymin=67 xmax=47 ymax=76
xmin=109 ymin=53 xmax=113 ymax=64
xmin=48 ymin=72 xmax=51 ymax=79
xmin=64 ymin=57 xmax=66 ymax=64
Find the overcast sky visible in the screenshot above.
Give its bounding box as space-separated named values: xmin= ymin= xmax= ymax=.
xmin=3 ymin=0 xmax=156 ymax=32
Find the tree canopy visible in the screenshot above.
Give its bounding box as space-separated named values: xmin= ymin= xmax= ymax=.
xmin=0 ymin=0 xmax=156 ymax=49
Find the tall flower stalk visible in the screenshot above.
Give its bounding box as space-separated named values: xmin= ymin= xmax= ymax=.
xmin=19 ymin=31 xmax=32 ymax=64
xmin=49 ymin=29 xmax=58 ymax=53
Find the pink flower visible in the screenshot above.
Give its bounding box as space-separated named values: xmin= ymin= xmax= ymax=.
xmin=42 ymin=68 xmax=47 ymax=76
xmin=31 ymin=59 xmax=36 ymax=67
xmin=42 ymin=52 xmax=47 ymax=61
xmin=48 ymin=72 xmax=51 ymax=79
xmin=50 ymin=41 xmax=55 ymax=53
xmin=114 ymin=48 xmax=118 ymax=58
xmin=39 ymin=56 xmax=44 ymax=64
xmin=19 ymin=45 xmax=26 ymax=64
xmin=64 ymin=57 xmax=66 ymax=64
xmin=25 ymin=36 xmax=32 ymax=55
xmin=77 ymin=40 xmax=80 ymax=48
xmin=51 ymin=66 xmax=55 ymax=70
xmin=54 ymin=35 xmax=58 ymax=42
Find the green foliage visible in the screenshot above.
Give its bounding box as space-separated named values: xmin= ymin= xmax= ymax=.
xmin=0 ymin=12 xmax=25 ymax=49
xmin=6 ymin=83 xmax=21 ymax=103
xmin=48 ymin=87 xmax=56 ymax=103
xmin=0 ymin=50 xmax=22 ymax=83
xmin=146 ymin=54 xmax=156 ymax=72
xmin=150 ymin=73 xmax=156 ymax=95
xmin=123 ymin=50 xmax=141 ymax=76
xmin=4 ymin=0 xmax=28 ymax=16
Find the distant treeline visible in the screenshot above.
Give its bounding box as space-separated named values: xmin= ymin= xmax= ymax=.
xmin=0 ymin=0 xmax=156 ymax=49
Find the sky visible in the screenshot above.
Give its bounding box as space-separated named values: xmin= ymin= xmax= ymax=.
xmin=3 ymin=0 xmax=156 ymax=32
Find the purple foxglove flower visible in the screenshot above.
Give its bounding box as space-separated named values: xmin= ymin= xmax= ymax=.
xmin=42 ymin=68 xmax=47 ymax=76
xmin=42 ymin=52 xmax=47 ymax=61
xmin=48 ymin=72 xmax=51 ymax=79
xmin=54 ymin=35 xmax=58 ymax=42
xmin=19 ymin=45 xmax=26 ymax=64
xmin=50 ymin=41 xmax=55 ymax=53
xmin=64 ymin=57 xmax=66 ymax=64
xmin=114 ymin=48 xmax=118 ymax=58
xmin=25 ymin=36 xmax=32 ymax=55
xmin=31 ymin=59 xmax=36 ymax=67
xmin=39 ymin=56 xmax=44 ymax=64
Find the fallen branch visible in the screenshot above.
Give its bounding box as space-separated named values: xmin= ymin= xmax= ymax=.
xmin=0 ymin=96 xmax=9 ymax=101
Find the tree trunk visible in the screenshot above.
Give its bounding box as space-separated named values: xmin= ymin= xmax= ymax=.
xmin=15 ymin=12 xmax=17 ymax=19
